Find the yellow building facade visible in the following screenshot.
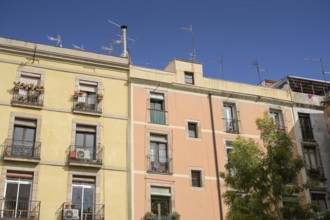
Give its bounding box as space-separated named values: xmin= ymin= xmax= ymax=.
xmin=0 ymin=38 xmax=130 ymax=219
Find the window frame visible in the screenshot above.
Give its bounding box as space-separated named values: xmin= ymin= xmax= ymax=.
xmin=269 ymin=108 xmax=285 ymax=129
xmin=223 ymin=102 xmax=239 ymax=133
xmin=298 ymin=113 xmax=314 ymax=140
xmin=148 ymin=91 xmax=168 ymax=125
xmin=184 ymin=72 xmax=194 ymax=85
xmin=187 ymin=121 xmax=199 ymax=139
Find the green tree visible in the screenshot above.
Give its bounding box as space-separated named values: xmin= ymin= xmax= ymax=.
xmin=221 ymin=112 xmax=315 ymax=220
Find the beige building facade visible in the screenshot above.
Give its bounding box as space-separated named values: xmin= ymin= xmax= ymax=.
xmin=0 ymin=38 xmax=130 ymax=219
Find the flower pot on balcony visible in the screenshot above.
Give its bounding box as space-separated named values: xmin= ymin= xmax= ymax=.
xmin=73 ymin=91 xmax=83 ymax=97
xmin=97 ymin=94 xmax=103 ymax=101
xmin=70 ymin=151 xmax=76 ymax=158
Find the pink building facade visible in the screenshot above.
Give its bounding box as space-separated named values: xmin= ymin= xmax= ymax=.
xmin=130 ymin=59 xmax=298 ymax=220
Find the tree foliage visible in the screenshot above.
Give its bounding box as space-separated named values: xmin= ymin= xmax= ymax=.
xmin=220 ymin=112 xmax=315 ymax=220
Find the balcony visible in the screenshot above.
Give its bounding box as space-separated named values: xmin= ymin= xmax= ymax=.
xmin=223 ymin=118 xmax=239 ymax=134
xmin=306 ymin=165 xmax=326 ymax=181
xmin=62 ymin=203 xmax=104 ymax=220
xmin=3 ymin=139 xmax=41 ymax=163
xmin=72 ymin=95 xmax=102 ymax=116
xmin=11 ymin=87 xmax=44 ymax=109
xmin=147 ymin=156 xmax=172 ymax=174
xmin=150 ymin=109 xmax=166 ymax=125
xmin=0 ymin=199 xmax=40 ymax=219
xmin=68 ymin=145 xmax=103 ymax=168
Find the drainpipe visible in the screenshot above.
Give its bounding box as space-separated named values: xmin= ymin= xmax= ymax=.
xmin=208 ymin=93 xmax=224 ymax=220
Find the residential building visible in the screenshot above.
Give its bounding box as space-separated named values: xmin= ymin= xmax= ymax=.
xmin=271 ymin=76 xmax=330 ymax=214
xmin=130 ymin=59 xmax=299 ymax=219
xmin=0 ymin=37 xmax=130 ymax=219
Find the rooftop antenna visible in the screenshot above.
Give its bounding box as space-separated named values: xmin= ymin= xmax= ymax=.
xmin=211 ymin=55 xmax=224 ymax=80
xmin=251 ymin=59 xmax=267 ymax=86
xmin=108 ymin=19 xmax=129 ymax=58
xmin=47 ymin=34 xmax=62 ymax=47
xmin=304 ymin=57 xmax=330 ymax=93
xmin=181 ymin=25 xmax=196 ymax=61
xmin=72 ymin=44 xmax=85 ymax=51
xmin=101 ymin=43 xmax=114 ymax=54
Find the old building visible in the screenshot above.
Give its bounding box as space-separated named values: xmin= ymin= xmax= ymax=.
xmin=0 ymin=37 xmax=130 ymax=219
xmin=271 ymin=75 xmax=330 ymax=213
xmin=130 ymin=59 xmax=299 ymax=220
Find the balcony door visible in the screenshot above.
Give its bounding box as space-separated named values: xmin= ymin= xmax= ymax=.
xmin=223 ymin=103 xmax=238 ymax=133
xmin=150 ymin=134 xmax=168 ymax=173
xmin=12 ymin=119 xmax=36 ymax=157
xmin=4 ymin=177 xmax=32 ymax=218
xmin=75 ymin=125 xmax=96 ymax=160
xmin=72 ymin=180 xmax=95 ymax=220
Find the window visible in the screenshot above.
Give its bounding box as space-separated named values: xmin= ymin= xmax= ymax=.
xmin=71 ymin=176 xmax=96 ymax=220
xmin=73 ymin=80 xmax=101 ymax=113
xmin=303 ymin=144 xmax=323 ymax=179
xmin=311 ymin=193 xmax=328 ymax=213
xmin=150 ymin=186 xmax=171 ymax=217
xmin=191 ymin=170 xmax=202 ymax=187
xmin=8 ymin=118 xmax=39 ymax=158
xmin=149 ymin=134 xmax=170 ymax=173
xmin=223 ymin=103 xmax=239 ymax=133
xmin=12 ymin=71 xmax=44 ymax=106
xmin=188 ymin=122 xmax=198 ymax=138
xmin=270 ymin=109 xmax=285 ymax=129
xmin=184 ymin=72 xmax=194 ymax=85
xmin=226 ymin=141 xmax=235 ymax=175
xmin=75 ymin=125 xmax=96 ymax=161
xmin=150 ymin=92 xmax=166 ymax=125
xmin=298 ymin=113 xmax=314 ymax=140
xmin=3 ymin=171 xmax=34 ymax=218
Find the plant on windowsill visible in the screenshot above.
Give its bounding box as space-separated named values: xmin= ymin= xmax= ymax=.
xmin=13 ymin=81 xmax=25 ymax=89
xmin=76 ymin=102 xmax=86 ymax=109
xmin=143 ymin=211 xmax=156 ymax=220
xmin=170 ymin=211 xmax=181 ymax=220
xmin=321 ymin=95 xmax=330 ymax=107
xmin=73 ymin=91 xmax=83 ymax=97
xmin=97 ymin=93 xmax=103 ymax=101
xmin=34 ymin=85 xmax=44 ymax=92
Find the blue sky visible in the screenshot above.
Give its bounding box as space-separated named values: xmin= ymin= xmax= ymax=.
xmin=0 ymin=0 xmax=329 ymax=85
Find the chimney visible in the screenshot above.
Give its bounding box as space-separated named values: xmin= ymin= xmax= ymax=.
xmin=120 ymin=25 xmax=128 ymax=58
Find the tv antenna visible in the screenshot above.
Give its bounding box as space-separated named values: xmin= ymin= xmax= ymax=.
xmin=72 ymin=44 xmax=85 ymax=51
xmin=108 ymin=19 xmax=130 ymax=58
xmin=304 ymin=58 xmax=330 ymax=83
xmin=211 ymin=55 xmax=224 ymax=80
xmin=47 ymin=34 xmax=62 ymax=47
xmin=181 ymin=25 xmax=196 ymax=61
xmin=251 ymin=59 xmax=267 ymax=85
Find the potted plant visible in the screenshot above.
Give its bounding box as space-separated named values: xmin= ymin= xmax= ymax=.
xmin=170 ymin=211 xmax=181 ymax=220
xmin=97 ymin=93 xmax=103 ymax=101
xmin=74 ymin=91 xmax=83 ymax=97
xmin=143 ymin=211 xmax=156 ymax=220
xmin=13 ymin=81 xmax=22 ymax=89
xmin=35 ymin=85 xmax=44 ymax=92
xmin=76 ymin=102 xmax=86 ymax=109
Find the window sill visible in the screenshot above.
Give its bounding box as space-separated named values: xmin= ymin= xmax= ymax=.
xmin=11 ymin=101 xmax=43 ymax=109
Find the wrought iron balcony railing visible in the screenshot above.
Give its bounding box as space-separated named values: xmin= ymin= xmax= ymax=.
xmin=72 ymin=96 xmax=102 ymax=114
xmin=150 ymin=109 xmax=166 ymax=125
xmin=147 ymin=156 xmax=172 ymax=174
xmin=0 ymin=199 xmax=40 ymax=219
xmin=68 ymin=145 xmax=103 ymax=165
xmin=306 ymin=165 xmax=326 ymax=180
xmin=11 ymin=89 xmax=44 ymax=107
xmin=3 ymin=139 xmax=41 ymax=160
xmin=223 ymin=118 xmax=239 ymax=134
xmin=62 ymin=202 xmax=104 ymax=220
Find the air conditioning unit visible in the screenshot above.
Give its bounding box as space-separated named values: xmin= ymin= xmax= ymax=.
xmin=76 ymin=149 xmax=91 ymax=160
xmin=63 ymin=208 xmax=79 ymax=220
